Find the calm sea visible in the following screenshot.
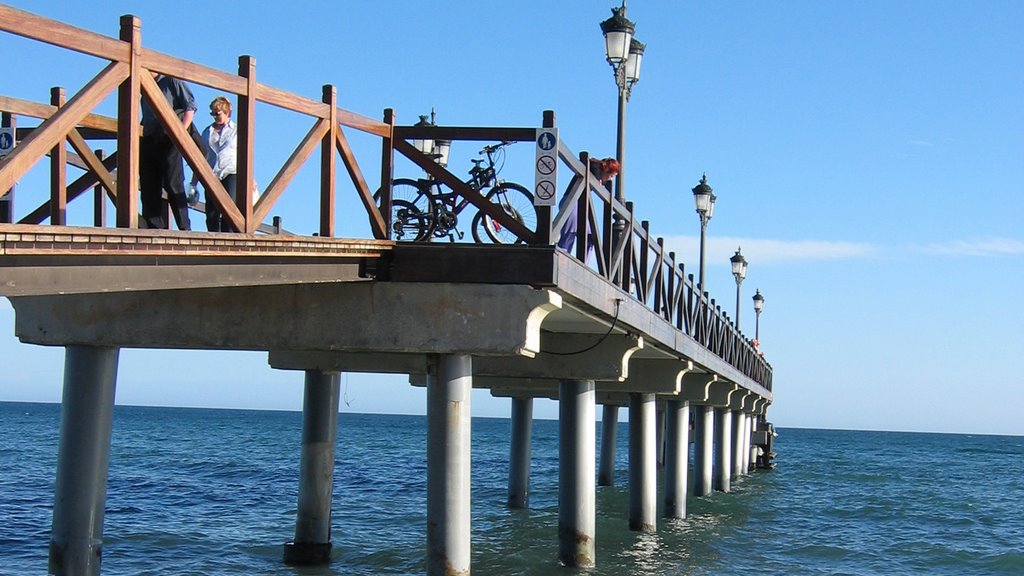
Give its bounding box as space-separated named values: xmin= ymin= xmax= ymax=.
xmin=1 ymin=402 xmax=1022 ymax=575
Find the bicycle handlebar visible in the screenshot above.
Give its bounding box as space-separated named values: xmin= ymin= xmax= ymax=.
xmin=479 ymin=140 xmax=513 ymax=155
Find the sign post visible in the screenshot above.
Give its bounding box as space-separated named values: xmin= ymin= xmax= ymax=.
xmin=533 ymin=128 xmax=558 ymax=207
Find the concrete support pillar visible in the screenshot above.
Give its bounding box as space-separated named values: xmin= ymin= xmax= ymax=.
xmin=748 ymin=416 xmax=759 ymax=470
xmin=597 ymin=404 xmax=619 ymax=486
xmin=731 ymin=409 xmax=744 ymax=481
xmin=628 ymin=393 xmax=656 ymax=532
xmin=284 ymin=370 xmax=341 ymax=565
xmin=427 ymin=354 xmax=472 ymax=576
xmin=558 ymin=379 xmax=596 ymax=568
xmin=692 ymin=404 xmax=713 ymax=497
xmin=663 ymin=400 xmax=690 ymax=519
xmin=745 ymin=414 xmax=753 ymax=473
xmin=508 ymin=396 xmax=533 ymax=508
xmin=49 ymin=345 xmax=119 ymax=576
xmin=655 ymin=406 xmax=666 ymax=469
xmin=713 ymin=408 xmax=732 ymax=493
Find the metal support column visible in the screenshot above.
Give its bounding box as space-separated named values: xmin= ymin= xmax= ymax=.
xmin=693 ymin=404 xmax=713 ymax=497
xmin=628 ymin=393 xmax=656 ymax=532
xmin=598 ymin=404 xmax=619 ymax=486
xmin=284 ymin=370 xmax=341 ymax=565
xmin=558 ymin=379 xmax=596 ymax=568
xmin=713 ymin=408 xmax=732 ymax=493
xmin=426 ymin=354 xmax=473 ymax=576
xmin=49 ymin=345 xmax=119 ymax=576
xmin=664 ymin=400 xmax=689 ymax=518
xmin=508 ymin=396 xmax=533 ymax=509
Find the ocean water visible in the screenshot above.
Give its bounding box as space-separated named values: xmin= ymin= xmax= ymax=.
xmin=1 ymin=402 xmax=1022 ymax=575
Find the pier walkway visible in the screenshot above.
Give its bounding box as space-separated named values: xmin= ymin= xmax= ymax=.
xmin=0 ymin=6 xmax=774 ymax=575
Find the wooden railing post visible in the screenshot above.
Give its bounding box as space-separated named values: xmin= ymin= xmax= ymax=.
xmin=379 ymin=108 xmax=394 ymax=240
xmin=237 ymin=55 xmax=256 ymax=234
xmin=620 ymin=202 xmax=635 ymax=293
xmin=534 ymin=110 xmax=555 ymax=245
xmin=49 ymin=87 xmax=66 ymax=225
xmin=576 ymin=151 xmax=590 ymax=262
xmin=116 ymin=15 xmax=140 ymax=229
xmin=93 ymin=149 xmax=106 ymax=226
xmin=1 ymin=112 xmax=15 ymax=223
xmin=320 ymin=85 xmax=337 ymax=238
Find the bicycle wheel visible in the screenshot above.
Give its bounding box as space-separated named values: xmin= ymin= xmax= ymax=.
xmin=471 ymin=182 xmax=537 ymax=244
xmin=374 ymin=178 xmax=432 ymax=214
xmin=390 ymin=199 xmax=432 ymax=242
xmin=375 ymin=179 xmax=435 ymax=241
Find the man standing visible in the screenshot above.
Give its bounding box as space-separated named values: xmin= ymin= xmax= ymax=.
xmin=140 ymin=74 xmax=196 ymax=230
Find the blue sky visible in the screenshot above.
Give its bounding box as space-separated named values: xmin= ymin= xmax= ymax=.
xmin=1 ymin=1 xmax=1022 ymax=435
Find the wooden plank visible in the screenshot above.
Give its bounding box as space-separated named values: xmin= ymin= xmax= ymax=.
xmin=0 ymin=96 xmax=119 ymax=133
xmin=141 ymin=50 xmax=248 ymax=95
xmin=393 ymin=126 xmax=537 ymax=142
xmin=255 ymin=83 xmax=329 ymax=117
xmin=254 ymin=119 xmax=330 ymax=224
xmin=18 ymin=153 xmax=118 ymax=225
xmin=552 ymin=175 xmax=584 ymax=233
xmin=573 ymin=152 xmax=591 ymax=261
xmin=93 ymin=150 xmax=108 ymax=226
xmin=320 ymin=86 xmax=337 ymax=238
xmin=337 ymin=109 xmax=391 ymax=138
xmin=236 ymin=56 xmax=256 ymax=234
xmin=116 ymin=16 xmax=140 ymax=228
xmin=0 ymin=5 xmax=129 ymax=62
xmin=386 ymin=243 xmax=558 ymax=285
xmin=0 ymin=61 xmax=127 ymax=194
xmin=378 ymin=109 xmax=395 ymax=240
xmin=49 ymin=88 xmax=67 ymax=226
xmin=67 ymin=129 xmax=117 ymax=201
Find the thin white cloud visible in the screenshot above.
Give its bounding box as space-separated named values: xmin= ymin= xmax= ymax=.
xmin=918 ymin=238 xmax=1024 ymax=257
xmin=660 ymin=236 xmax=1024 ymax=266
xmin=663 ymin=235 xmax=879 ymax=266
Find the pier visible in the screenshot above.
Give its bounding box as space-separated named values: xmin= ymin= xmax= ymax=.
xmin=0 ymin=6 xmax=773 ymax=575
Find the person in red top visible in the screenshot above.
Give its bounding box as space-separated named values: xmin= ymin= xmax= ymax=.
xmin=557 ymin=157 xmax=620 ymax=254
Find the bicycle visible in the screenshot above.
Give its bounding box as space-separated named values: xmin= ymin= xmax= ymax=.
xmin=374 ymin=141 xmax=537 ymax=243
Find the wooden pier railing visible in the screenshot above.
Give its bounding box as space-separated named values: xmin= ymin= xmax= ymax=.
xmin=0 ymin=4 xmax=390 ymax=237
xmin=0 ymin=5 xmax=770 ymax=390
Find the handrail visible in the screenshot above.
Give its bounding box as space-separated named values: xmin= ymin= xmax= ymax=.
xmin=0 ymin=6 xmax=771 ymax=390
xmin=552 ymin=135 xmax=772 ymax=391
xmin=0 ymin=6 xmax=391 ymax=236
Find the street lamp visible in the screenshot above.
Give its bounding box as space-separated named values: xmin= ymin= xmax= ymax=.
xmin=411 ymin=111 xmax=450 ymax=168
xmin=752 ymin=289 xmax=764 ymax=341
xmin=692 ymin=173 xmax=716 ymax=291
xmin=600 ymin=2 xmax=644 ymax=218
xmin=730 ymin=247 xmax=747 ymax=329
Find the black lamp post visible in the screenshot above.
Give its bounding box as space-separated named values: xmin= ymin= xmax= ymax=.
xmin=692 ymin=174 xmax=716 ymax=291
xmin=411 ymin=111 xmax=450 ymax=168
xmin=730 ymin=247 xmax=747 ymax=329
xmin=600 ymin=3 xmax=644 ymax=222
xmin=752 ymin=289 xmax=764 ymax=341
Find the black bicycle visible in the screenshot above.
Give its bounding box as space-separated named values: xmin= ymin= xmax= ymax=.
xmin=374 ymin=141 xmax=536 ymax=243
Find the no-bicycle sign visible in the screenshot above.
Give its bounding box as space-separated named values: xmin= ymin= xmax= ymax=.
xmin=533 ymin=128 xmax=558 ymax=206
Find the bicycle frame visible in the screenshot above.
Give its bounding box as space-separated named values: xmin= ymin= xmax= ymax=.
xmin=418 ymin=144 xmax=506 ymax=227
